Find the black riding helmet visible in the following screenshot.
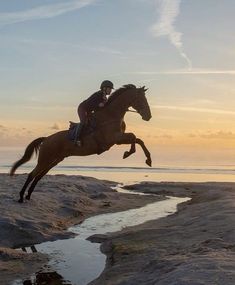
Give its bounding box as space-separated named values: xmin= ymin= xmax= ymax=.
xmin=100 ymin=80 xmax=114 ymax=89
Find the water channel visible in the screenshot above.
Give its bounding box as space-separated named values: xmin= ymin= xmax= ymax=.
xmin=12 ymin=184 xmax=189 ymax=285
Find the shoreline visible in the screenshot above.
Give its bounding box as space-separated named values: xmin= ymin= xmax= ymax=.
xmin=91 ymin=182 xmax=235 ymax=285
xmin=0 ymin=173 xmax=162 ymax=285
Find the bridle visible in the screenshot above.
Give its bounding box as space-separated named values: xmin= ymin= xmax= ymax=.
xmin=127 ymin=109 xmax=138 ymax=113
xmin=127 ymin=89 xmax=146 ymax=115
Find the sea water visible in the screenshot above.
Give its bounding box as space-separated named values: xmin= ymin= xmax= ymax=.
xmin=1 ymin=146 xmax=235 ymax=183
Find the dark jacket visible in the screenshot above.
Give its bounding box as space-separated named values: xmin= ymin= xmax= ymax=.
xmin=80 ymin=90 xmax=106 ymax=113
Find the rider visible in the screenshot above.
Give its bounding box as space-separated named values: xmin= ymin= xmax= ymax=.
xmin=75 ymin=80 xmax=114 ymax=146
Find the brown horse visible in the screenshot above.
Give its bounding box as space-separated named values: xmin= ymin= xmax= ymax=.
xmin=10 ymin=84 xmax=152 ymax=203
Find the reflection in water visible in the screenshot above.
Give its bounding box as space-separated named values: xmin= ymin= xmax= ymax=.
xmin=19 ymin=247 xmax=72 ymax=285
xmin=23 ymin=270 xmax=70 ymax=285
xmin=21 ymin=246 xmax=37 ymax=253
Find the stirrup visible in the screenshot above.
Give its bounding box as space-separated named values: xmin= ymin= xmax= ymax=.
xmin=75 ymin=140 xmax=82 ymax=147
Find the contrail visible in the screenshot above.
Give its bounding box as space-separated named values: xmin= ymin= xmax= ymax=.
xmin=151 ymin=0 xmax=192 ymax=69
xmin=0 ymin=0 xmax=95 ymax=26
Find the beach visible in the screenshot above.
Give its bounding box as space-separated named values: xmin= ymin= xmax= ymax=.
xmin=2 ymin=0 xmax=234 ymax=284
xmin=1 ymin=174 xmax=235 ymax=284
xmin=0 ymin=173 xmax=162 ymax=285
xmin=92 ymin=182 xmax=235 ymax=285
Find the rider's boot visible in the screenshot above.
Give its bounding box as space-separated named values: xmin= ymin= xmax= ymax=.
xmin=74 ymin=123 xmax=84 ymax=146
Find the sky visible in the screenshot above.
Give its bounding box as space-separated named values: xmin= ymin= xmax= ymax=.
xmin=1 ymin=0 xmax=235 ymax=167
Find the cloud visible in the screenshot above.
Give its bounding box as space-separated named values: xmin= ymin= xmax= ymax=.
xmin=147 ymin=133 xmax=173 ymax=139
xmin=0 ymin=124 xmax=6 ymax=130
xmin=20 ymin=38 xmax=122 ymax=55
xmin=135 ymin=69 xmax=235 ymax=75
xmin=154 ymin=105 xmax=235 ymax=116
xmin=151 ymin=0 xmax=192 ymax=69
xmin=50 ymin=123 xmax=60 ymax=130
xmin=0 ymin=0 xmax=95 ymax=27
xmin=189 ymin=131 xmax=235 ymax=140
xmin=154 ymin=134 xmax=173 ymax=139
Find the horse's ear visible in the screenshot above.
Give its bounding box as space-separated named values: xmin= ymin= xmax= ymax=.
xmin=142 ymin=86 xmax=148 ymax=92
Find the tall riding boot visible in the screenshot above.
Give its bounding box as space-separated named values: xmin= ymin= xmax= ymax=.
xmin=74 ymin=123 xmax=84 ymax=146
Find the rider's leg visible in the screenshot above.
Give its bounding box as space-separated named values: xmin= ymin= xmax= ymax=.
xmin=76 ymin=105 xmax=87 ymax=145
xmin=74 ymin=123 xmax=84 ymax=145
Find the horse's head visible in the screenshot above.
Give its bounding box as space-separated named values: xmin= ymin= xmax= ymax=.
xmin=106 ymin=84 xmax=152 ymax=121
xmin=130 ymin=86 xmax=152 ymax=121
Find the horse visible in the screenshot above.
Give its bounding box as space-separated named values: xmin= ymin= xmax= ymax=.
xmin=10 ymin=84 xmax=152 ymax=203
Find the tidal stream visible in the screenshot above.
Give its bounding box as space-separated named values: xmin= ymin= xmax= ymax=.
xmin=12 ymin=184 xmax=189 ymax=285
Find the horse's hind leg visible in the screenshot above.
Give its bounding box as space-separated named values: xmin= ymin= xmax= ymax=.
xmin=18 ymin=164 xmax=44 ymax=203
xmin=25 ymin=172 xmax=45 ymax=201
xmin=25 ymin=158 xmax=63 ymax=201
xmin=18 ymin=172 xmax=35 ymax=203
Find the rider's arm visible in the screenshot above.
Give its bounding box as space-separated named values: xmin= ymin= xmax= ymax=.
xmin=85 ymin=91 xmax=105 ymax=111
xmin=98 ymin=95 xmax=108 ymax=108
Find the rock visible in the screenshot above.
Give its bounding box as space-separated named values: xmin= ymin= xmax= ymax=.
xmin=87 ymin=234 xmax=108 ymax=243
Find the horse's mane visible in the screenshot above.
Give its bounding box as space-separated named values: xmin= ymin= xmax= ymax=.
xmin=107 ymin=84 xmax=136 ymax=105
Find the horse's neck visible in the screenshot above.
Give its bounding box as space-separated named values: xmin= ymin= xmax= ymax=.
xmin=106 ymin=91 xmax=132 ymax=119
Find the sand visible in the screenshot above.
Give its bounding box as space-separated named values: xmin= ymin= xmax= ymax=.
xmin=1 ymin=175 xmax=235 ymax=285
xmin=0 ymin=173 xmax=161 ymax=285
xmin=91 ymin=182 xmax=235 ymax=285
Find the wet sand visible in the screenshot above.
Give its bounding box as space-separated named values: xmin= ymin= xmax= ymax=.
xmin=91 ymin=182 xmax=235 ymax=285
xmin=0 ymin=173 xmax=162 ymax=285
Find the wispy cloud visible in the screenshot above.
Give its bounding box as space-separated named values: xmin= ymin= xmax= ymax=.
xmin=0 ymin=0 xmax=95 ymax=26
xmin=50 ymin=123 xmax=61 ymax=130
xmin=132 ymin=69 xmax=235 ymax=75
xmin=19 ymin=38 xmax=122 ymax=55
xmin=151 ymin=0 xmax=192 ymax=69
xmin=188 ymin=130 xmax=235 ymax=140
xmin=154 ymin=105 xmax=235 ymax=116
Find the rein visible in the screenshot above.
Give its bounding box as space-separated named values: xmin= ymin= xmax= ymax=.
xmin=127 ymin=109 xmax=138 ymax=113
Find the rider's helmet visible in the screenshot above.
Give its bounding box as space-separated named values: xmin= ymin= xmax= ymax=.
xmin=100 ymin=80 xmax=114 ymax=90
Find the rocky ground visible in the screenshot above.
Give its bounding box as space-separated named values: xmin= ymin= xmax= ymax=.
xmin=2 ymin=175 xmax=235 ymax=285
xmin=0 ymin=173 xmax=161 ymax=285
xmin=90 ymin=182 xmax=235 ymax=285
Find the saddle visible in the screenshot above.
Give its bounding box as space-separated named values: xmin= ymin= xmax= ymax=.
xmin=67 ymin=119 xmax=110 ymax=154
xmin=67 ymin=117 xmax=96 ymax=142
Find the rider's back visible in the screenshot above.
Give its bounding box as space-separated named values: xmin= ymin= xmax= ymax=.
xmin=80 ymin=90 xmax=105 ymax=113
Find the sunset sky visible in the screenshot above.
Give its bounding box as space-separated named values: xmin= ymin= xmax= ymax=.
xmin=1 ymin=0 xmax=235 ymax=166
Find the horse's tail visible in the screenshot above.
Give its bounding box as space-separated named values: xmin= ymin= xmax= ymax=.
xmin=10 ymin=137 xmax=46 ymax=176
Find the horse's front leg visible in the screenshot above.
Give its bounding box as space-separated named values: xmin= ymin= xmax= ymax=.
xmin=123 ymin=142 xmax=136 ymax=159
xmin=116 ymin=133 xmax=136 ymax=151
xmin=115 ymin=133 xmax=152 ymax=167
xmin=136 ymin=138 xmax=152 ymax=167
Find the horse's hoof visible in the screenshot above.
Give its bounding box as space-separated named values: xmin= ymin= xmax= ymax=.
xmin=146 ymin=158 xmax=152 ymax=167
xmin=18 ymin=198 xmax=24 ymax=203
xmin=123 ymin=151 xmax=130 ymax=159
xmin=25 ymin=195 xmax=30 ymax=201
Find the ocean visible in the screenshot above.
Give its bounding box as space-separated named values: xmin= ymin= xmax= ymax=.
xmin=1 ymin=147 xmax=235 ymax=183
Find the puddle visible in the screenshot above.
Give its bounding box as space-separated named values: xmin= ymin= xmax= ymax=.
xmin=12 ymin=185 xmax=190 ymax=285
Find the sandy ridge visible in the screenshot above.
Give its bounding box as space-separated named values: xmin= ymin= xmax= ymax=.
xmin=0 ymin=173 xmax=161 ymax=285
xmin=91 ymin=182 xmax=235 ymax=285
